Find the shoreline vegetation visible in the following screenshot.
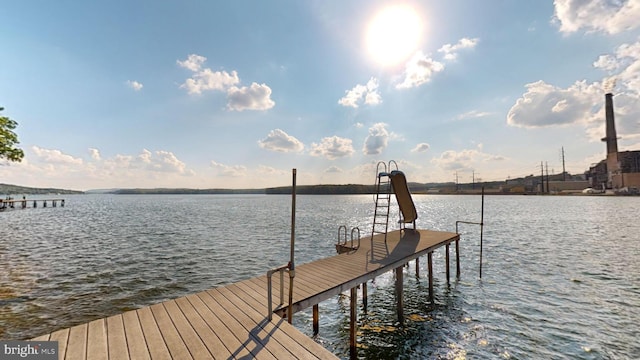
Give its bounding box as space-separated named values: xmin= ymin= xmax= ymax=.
xmin=2 ymin=181 xmax=501 ymax=195
xmin=3 ymin=181 xmax=629 ymax=196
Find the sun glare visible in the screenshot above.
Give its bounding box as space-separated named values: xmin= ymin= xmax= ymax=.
xmin=366 ymin=5 xmax=423 ymax=67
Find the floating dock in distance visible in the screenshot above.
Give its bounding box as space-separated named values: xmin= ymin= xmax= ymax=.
xmin=30 ymin=228 xmax=460 ymax=359
xmin=0 ymin=198 xmax=65 ymax=210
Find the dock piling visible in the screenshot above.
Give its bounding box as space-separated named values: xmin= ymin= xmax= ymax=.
xmin=395 ymin=266 xmax=404 ymax=324
xmin=350 ymin=287 xmax=357 ymax=360
xmin=362 ymin=282 xmax=368 ymax=311
xmin=446 ymin=243 xmax=450 ymax=284
xmin=428 ymin=252 xmax=434 ymax=303
xmin=313 ymin=304 xmax=319 ymax=336
xmin=456 ymin=239 xmax=461 ymax=279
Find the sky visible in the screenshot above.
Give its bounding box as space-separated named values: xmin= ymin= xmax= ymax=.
xmin=1 ymin=0 xmax=640 ymax=191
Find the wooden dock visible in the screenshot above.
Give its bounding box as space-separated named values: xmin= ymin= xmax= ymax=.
xmin=30 ymin=228 xmax=460 ymax=359
xmin=0 ymin=198 xmax=65 ymax=210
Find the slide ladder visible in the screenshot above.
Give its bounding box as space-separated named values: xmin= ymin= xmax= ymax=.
xmin=371 ymin=160 xmax=398 ymax=243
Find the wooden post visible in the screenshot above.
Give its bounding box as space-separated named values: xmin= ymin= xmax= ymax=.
xmin=350 ymin=287 xmax=357 ymax=360
xmin=395 ymin=266 xmax=404 ymax=323
xmin=456 ymin=238 xmax=461 ymax=279
xmin=313 ymin=304 xmax=319 ymax=336
xmin=428 ymin=252 xmax=434 ymax=303
xmin=288 ymin=169 xmax=297 ymax=324
xmin=415 ymin=257 xmax=420 ymax=278
xmin=445 ymin=243 xmax=450 ymax=284
xmin=362 ymin=282 xmax=368 ymax=312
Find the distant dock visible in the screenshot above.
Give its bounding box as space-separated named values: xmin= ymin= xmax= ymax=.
xmin=0 ymin=198 xmax=65 ymax=210
xmin=30 ymin=229 xmax=461 ymax=359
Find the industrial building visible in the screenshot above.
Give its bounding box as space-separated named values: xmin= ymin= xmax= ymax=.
xmin=587 ymin=93 xmax=640 ymax=191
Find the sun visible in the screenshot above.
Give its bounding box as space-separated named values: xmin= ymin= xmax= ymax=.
xmin=366 ymin=5 xmax=423 ymax=67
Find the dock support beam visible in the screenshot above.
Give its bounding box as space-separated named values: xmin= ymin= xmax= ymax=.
xmin=456 ymin=238 xmax=461 ymax=279
xmin=313 ymin=304 xmax=319 ymax=336
xmin=350 ymin=287 xmax=357 ymax=360
xmin=415 ymin=257 xmax=420 ymax=277
xmin=395 ymin=266 xmax=404 ymax=323
xmin=446 ymin=243 xmax=450 ymax=284
xmin=428 ymin=252 xmax=434 ymax=303
xmin=362 ymin=282 xmax=368 ymax=312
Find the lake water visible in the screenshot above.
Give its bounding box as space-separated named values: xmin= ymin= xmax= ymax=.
xmin=1 ymin=194 xmax=639 ymax=359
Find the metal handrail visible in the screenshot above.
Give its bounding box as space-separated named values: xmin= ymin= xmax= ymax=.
xmin=350 ymin=227 xmax=361 ymax=249
xmin=267 ymin=263 xmax=290 ymax=321
xmin=338 ymin=225 xmax=348 ymax=246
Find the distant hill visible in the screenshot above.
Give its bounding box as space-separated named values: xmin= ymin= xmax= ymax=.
xmin=112 ymin=188 xmax=265 ymax=195
xmin=0 ymin=183 xmax=84 ymax=195
xmin=108 ymin=182 xmax=470 ymax=195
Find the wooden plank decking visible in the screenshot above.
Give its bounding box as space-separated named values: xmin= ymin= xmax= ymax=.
xmin=31 ymin=229 xmax=459 ymax=359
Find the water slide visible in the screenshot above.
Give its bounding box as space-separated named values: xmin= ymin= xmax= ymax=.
xmin=389 ymin=170 xmax=418 ymax=226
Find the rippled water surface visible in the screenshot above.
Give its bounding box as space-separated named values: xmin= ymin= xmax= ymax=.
xmin=1 ymin=194 xmax=639 ymax=359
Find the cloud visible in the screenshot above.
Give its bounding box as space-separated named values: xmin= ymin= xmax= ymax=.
xmin=104 ymin=149 xmax=194 ymax=175
xmin=211 ymin=160 xmax=247 ymax=177
xmin=178 ymin=54 xmax=274 ymax=111
xmin=126 ymin=80 xmax=143 ymax=91
xmin=137 ymin=149 xmax=193 ymax=174
xmin=396 ymin=37 xmax=477 ymax=89
xmin=180 ymin=68 xmax=240 ymax=95
xmin=438 ymin=37 xmax=479 ymax=60
xmin=509 ymin=38 xmax=640 ymax=141
xmin=411 ymin=143 xmax=430 ymax=152
xmin=88 ymin=148 xmax=101 ymax=161
xmin=2 ymin=147 xmax=201 ymax=189
xmin=257 ymin=165 xmax=287 ymax=175
xmin=607 ymin=39 xmax=640 ymax=94
xmin=310 ymin=136 xmax=355 ymax=160
xmin=431 ymin=149 xmax=505 ymax=171
xmin=258 ymin=129 xmax=304 ymax=152
xmin=553 ymin=0 xmax=640 ymax=34
xmin=456 ymin=110 xmax=493 ymax=121
xmin=507 ymin=80 xmax=602 ymax=128
xmin=593 ymin=54 xmax=620 ymax=72
xmin=396 ymin=52 xmax=445 ymax=89
xmin=177 ymin=54 xmax=207 ymax=72
xmin=325 ymin=166 xmax=343 ymax=173
xmin=363 ymin=123 xmax=390 ymax=155
xmin=31 ymin=146 xmax=83 ymax=165
xmin=338 ymin=77 xmax=381 ymax=108
xmin=227 ymin=83 xmax=275 ymax=111
xmin=507 ymin=36 xmax=640 ymax=141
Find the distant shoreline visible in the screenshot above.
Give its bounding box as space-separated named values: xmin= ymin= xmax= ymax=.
xmin=5 ymin=182 xmax=636 ymax=196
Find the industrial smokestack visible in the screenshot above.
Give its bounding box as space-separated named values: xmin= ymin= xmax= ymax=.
xmin=601 ymin=93 xmax=618 ymax=155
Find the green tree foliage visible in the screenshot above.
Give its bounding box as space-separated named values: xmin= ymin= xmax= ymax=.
xmin=0 ymin=107 xmax=24 ymax=163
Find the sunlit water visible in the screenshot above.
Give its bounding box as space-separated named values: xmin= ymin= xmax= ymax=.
xmin=1 ymin=194 xmax=639 ymax=359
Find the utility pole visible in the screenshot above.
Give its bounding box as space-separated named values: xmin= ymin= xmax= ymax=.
xmin=455 ymin=172 xmax=459 ymax=192
xmin=562 ymin=147 xmax=566 ymax=181
xmin=472 ymin=171 xmax=475 ymax=189
xmin=540 ymin=161 xmax=544 ymax=194
xmin=545 ymin=162 xmax=550 ymax=194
